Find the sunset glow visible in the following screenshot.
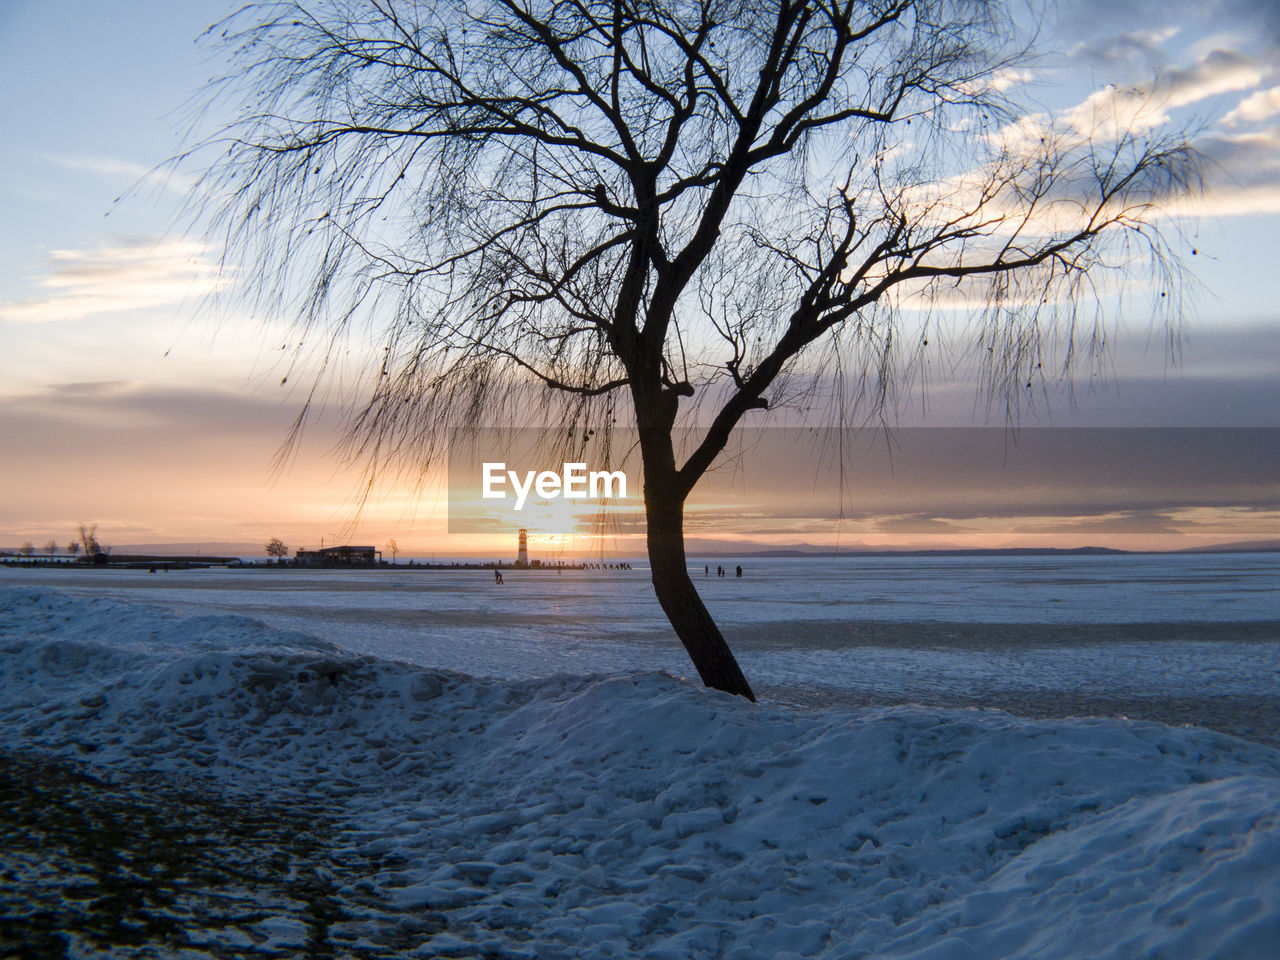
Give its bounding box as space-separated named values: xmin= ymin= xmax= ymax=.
xmin=2 ymin=0 xmax=1277 ymax=559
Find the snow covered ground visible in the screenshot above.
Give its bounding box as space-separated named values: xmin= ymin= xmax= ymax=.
xmin=8 ymin=553 xmax=1279 ymax=739
xmin=2 ymin=555 xmax=1279 ymax=957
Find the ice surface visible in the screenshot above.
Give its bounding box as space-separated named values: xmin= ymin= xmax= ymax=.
xmin=7 ymin=554 xmax=1278 ymax=716
xmin=3 ymin=584 xmax=1280 ymax=958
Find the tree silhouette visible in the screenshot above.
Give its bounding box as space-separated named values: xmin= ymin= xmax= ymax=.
xmin=386 ymin=538 xmax=400 ymax=565
xmin=78 ymin=524 xmax=102 ymax=558
xmin=266 ymin=537 xmax=289 ymax=561
xmin=188 ymin=1 xmax=1197 ymax=699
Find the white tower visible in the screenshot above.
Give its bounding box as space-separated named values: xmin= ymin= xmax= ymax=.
xmin=517 ymin=528 xmax=529 ymax=568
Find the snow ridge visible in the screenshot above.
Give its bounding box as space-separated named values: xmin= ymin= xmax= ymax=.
xmin=3 ymin=587 xmax=1280 ymax=959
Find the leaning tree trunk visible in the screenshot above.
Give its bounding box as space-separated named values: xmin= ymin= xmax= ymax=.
xmin=643 ymin=462 xmax=757 ymax=702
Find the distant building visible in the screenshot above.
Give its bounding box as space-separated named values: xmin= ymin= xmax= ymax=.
xmin=295 ymin=545 xmax=379 ymax=568
xmin=515 ymin=528 xmax=529 ymax=568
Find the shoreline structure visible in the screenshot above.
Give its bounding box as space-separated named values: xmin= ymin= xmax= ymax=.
xmin=2 ymin=543 xmax=1277 ymax=573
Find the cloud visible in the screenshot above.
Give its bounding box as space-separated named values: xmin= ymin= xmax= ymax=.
xmin=1057 ymin=49 xmax=1265 ymax=140
xmin=0 ymin=381 xmax=297 ymax=438
xmin=48 ymin=154 xmax=196 ymax=194
xmin=1011 ymin=506 xmax=1280 ymax=535
xmin=923 ymin=44 xmax=1278 ymax=234
xmin=1191 ymin=125 xmax=1280 ymax=215
xmin=0 ymin=237 xmax=228 ymax=325
xmin=1069 ymin=27 xmax=1178 ymax=71
xmin=41 ymin=380 xmax=136 ymax=399
xmin=956 ymin=68 xmax=1035 ymax=98
xmin=0 ymin=381 xmax=383 ymax=549
xmin=1059 ymin=0 xmax=1280 ymax=55
xmin=1158 ymin=48 xmax=1265 ymax=109
xmin=1222 ymin=85 xmax=1280 ymax=125
xmin=893 ymin=51 xmax=1268 ymax=249
xmin=1012 ymin=509 xmax=1187 ymax=535
xmin=872 ymin=514 xmax=974 ymax=534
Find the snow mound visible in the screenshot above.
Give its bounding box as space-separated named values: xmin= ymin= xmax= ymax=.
xmin=3 ymin=587 xmax=1280 ymax=959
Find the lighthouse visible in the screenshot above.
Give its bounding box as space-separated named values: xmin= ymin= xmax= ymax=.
xmin=516 ymin=528 xmax=529 ymax=568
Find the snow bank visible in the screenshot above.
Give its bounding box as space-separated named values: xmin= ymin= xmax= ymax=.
xmin=3 ymin=587 xmax=1279 ymax=959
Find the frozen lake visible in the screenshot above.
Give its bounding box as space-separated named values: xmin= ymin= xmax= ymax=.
xmin=4 ymin=556 xmax=1280 ymax=958
xmin=6 ymin=552 xmax=1279 ymax=742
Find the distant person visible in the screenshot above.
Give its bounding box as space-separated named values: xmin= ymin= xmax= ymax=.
xmin=736 ymin=565 xmax=742 ymax=578
xmin=717 ymin=565 xmax=724 ymax=578
xmin=705 ymin=565 xmax=709 ymax=577
xmin=494 ymin=569 xmax=503 ymax=584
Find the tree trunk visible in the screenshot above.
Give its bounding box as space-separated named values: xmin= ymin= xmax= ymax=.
xmin=644 ymin=468 xmax=757 ymax=702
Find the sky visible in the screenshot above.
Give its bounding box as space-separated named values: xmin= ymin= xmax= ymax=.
xmin=0 ymin=0 xmax=1277 ymax=559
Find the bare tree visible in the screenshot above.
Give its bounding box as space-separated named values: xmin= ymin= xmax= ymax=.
xmin=187 ymin=1 xmax=1197 ymax=699
xmin=67 ymin=540 xmax=81 ymax=560
xmin=43 ymin=540 xmax=58 ymax=558
xmin=78 ymin=524 xmax=101 ymax=558
xmin=386 ymin=538 xmax=400 ymax=565
xmin=18 ymin=542 xmax=34 ymax=558
xmin=266 ymin=537 xmax=289 ymax=562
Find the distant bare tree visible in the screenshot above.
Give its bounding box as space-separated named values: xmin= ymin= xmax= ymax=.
xmin=67 ymin=541 xmax=81 ymax=560
xmin=189 ymin=1 xmax=1198 ymax=698
xmin=385 ymin=538 xmax=400 ymax=565
xmin=43 ymin=540 xmax=58 ymax=558
xmin=18 ymin=542 xmax=34 ymax=558
xmin=78 ymin=524 xmax=102 ymax=558
xmin=266 ymin=537 xmax=289 ymax=562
